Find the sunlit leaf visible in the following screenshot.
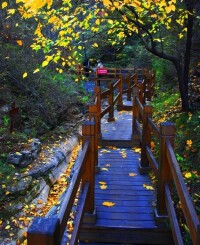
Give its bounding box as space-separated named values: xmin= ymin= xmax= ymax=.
xmin=143 ymin=183 xmax=154 ymax=190
xmin=185 ymin=172 xmax=192 ymax=178
xmin=2 ymin=2 xmax=8 ymax=9
xmin=101 ymin=168 xmax=108 ymax=171
xmin=99 ymin=181 xmax=106 ymax=185
xmin=33 ymin=68 xmax=40 ymax=74
xmin=42 ymin=60 xmax=49 ymax=67
xmin=129 ymin=172 xmax=137 ymax=177
xmin=16 ymin=40 xmax=23 ymax=46
xmin=23 ymin=72 xmax=28 ymax=78
xmin=100 ymin=184 xmax=107 ymax=189
xmin=102 ymin=201 xmax=115 ymax=207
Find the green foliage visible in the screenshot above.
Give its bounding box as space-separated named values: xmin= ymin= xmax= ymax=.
xmin=3 ymin=115 xmax=9 ymax=126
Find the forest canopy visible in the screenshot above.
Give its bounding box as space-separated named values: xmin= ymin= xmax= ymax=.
xmin=1 ymin=0 xmax=200 ymax=111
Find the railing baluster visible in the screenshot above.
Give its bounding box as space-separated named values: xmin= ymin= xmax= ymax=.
xmin=156 ymin=122 xmax=175 ymax=216
xmin=117 ymin=77 xmax=123 ymax=111
xmin=108 ymin=82 xmax=115 ymax=122
xmin=82 ymin=121 xmax=96 ymax=219
xmin=140 ymin=104 xmax=152 ymax=172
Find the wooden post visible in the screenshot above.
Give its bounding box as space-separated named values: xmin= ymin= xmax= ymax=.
xmin=140 ymin=105 xmax=152 ymax=173
xmin=108 ymin=82 xmax=115 ymax=122
xmin=132 ymin=87 xmax=139 ymax=137
xmin=117 ymin=77 xmax=123 ymax=111
xmin=156 ymin=122 xmax=175 ymax=216
xmin=89 ymin=86 xmax=101 ymax=136
xmin=127 ymin=74 xmax=131 ymax=101
xmin=82 ymin=121 xmax=96 ymax=218
xmin=143 ymin=77 xmax=148 ymax=104
xmin=27 ymin=218 xmax=60 ymax=245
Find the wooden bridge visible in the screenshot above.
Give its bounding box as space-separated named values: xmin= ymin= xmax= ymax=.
xmin=27 ymin=69 xmax=200 ymax=245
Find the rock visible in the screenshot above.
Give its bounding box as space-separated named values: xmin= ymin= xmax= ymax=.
xmin=31 ymin=184 xmax=50 ymax=209
xmin=30 ymin=138 xmax=42 ymax=158
xmin=28 ymin=150 xmax=66 ymax=178
xmin=7 ymin=139 xmax=42 ymax=167
xmin=7 ymin=176 xmax=32 ymax=194
xmin=7 ymin=151 xmax=33 ymax=167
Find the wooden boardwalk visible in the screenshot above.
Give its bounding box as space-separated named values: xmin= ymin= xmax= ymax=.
xmin=80 ymin=111 xmax=173 ymax=245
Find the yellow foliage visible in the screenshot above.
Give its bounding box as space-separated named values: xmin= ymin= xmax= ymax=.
xmin=23 ymin=72 xmax=28 ymax=78
xmin=143 ymin=183 xmax=154 ymax=190
xmin=2 ymin=2 xmax=8 ymax=9
xmin=185 ymin=172 xmax=192 ymax=178
xmin=102 ymin=201 xmax=115 ymax=207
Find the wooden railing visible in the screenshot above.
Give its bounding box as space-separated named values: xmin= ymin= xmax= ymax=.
xmin=132 ymin=87 xmax=200 ymax=245
xmin=95 ymin=67 xmax=136 ymax=86
xmin=89 ymin=68 xmax=155 ymax=139
xmin=27 ymin=67 xmax=156 ymax=245
xmin=27 ymin=119 xmax=98 ymax=245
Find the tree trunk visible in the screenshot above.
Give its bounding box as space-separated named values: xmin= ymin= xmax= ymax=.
xmin=181 ymin=1 xmax=195 ymax=111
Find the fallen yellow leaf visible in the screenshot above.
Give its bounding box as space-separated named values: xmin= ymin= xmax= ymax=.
xmin=133 ymin=147 xmax=141 ymax=153
xmin=100 ymin=185 xmax=107 ymax=190
xmin=101 ymin=168 xmax=108 ymax=171
xmin=5 ymin=225 xmax=10 ymax=230
xmin=99 ymin=181 xmax=106 ymax=185
xmin=129 ymin=173 xmax=137 ymax=177
xmin=102 ymin=201 xmax=115 ymax=207
xmin=143 ymin=184 xmax=154 ymax=190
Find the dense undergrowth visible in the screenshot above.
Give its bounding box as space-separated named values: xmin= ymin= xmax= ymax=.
xmin=151 ymin=88 xmax=200 ymax=244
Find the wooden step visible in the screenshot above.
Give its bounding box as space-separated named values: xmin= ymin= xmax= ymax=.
xmin=79 ymin=224 xmax=173 ymax=245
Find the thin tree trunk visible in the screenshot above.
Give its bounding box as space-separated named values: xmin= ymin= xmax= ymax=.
xmin=181 ymin=1 xmax=195 ymax=111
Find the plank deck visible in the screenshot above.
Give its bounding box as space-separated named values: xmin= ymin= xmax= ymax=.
xmin=80 ymin=110 xmax=173 ymax=244
xmin=101 ymin=111 xmax=132 ymax=141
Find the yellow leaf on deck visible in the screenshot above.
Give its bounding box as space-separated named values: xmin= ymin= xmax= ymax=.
xmin=102 ymin=201 xmax=115 ymax=207
xmin=99 ymin=181 xmax=106 ymax=185
xmin=101 ymin=168 xmax=108 ymax=171
xmin=132 ymin=147 xmax=141 ymax=153
xmin=100 ymin=184 xmax=107 ymax=189
xmin=105 ymin=164 xmax=110 ymax=167
xmin=129 ymin=173 xmax=137 ymax=177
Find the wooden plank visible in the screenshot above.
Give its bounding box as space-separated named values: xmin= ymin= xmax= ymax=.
xmin=95 ymin=193 xmax=154 ymax=201
xmin=95 ymin=219 xmax=157 ymax=228
xmin=96 ymin=211 xmax=155 ymax=221
xmin=95 ymin=199 xmax=154 ymax=207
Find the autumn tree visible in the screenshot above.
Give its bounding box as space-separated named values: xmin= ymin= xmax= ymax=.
xmin=2 ymin=0 xmax=200 ymax=111
xmin=92 ymin=0 xmax=199 ymax=111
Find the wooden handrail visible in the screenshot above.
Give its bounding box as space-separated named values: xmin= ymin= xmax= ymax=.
xmin=27 ymin=121 xmax=96 ymax=245
xmin=132 ymin=89 xmax=200 ymax=245
xmin=166 ymin=139 xmax=200 ymax=244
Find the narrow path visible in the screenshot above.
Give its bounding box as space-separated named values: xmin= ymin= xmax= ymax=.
xmin=96 ymin=146 xmax=156 ymax=228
